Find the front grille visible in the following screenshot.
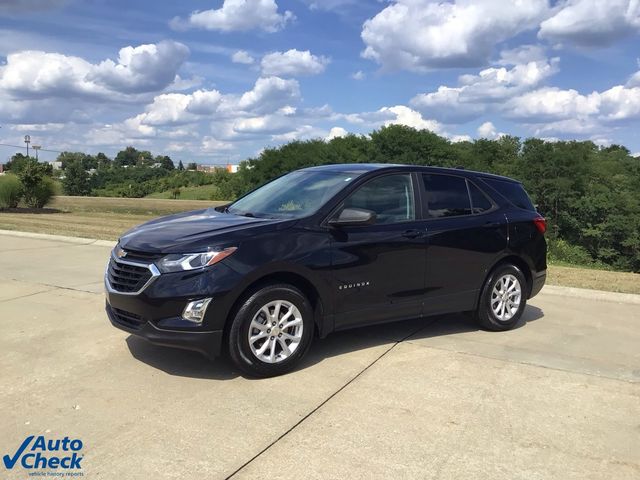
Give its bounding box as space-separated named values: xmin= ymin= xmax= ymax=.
xmin=111 ymin=307 xmax=145 ymax=329
xmin=107 ymin=258 xmax=153 ymax=293
xmin=120 ymin=249 xmax=164 ymax=263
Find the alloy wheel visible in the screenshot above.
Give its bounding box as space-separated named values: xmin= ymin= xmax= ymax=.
xmin=490 ymin=274 xmax=522 ymax=322
xmin=248 ymin=300 xmax=304 ymax=363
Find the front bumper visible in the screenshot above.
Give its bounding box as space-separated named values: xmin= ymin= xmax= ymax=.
xmin=104 ymin=256 xmax=245 ymax=358
xmin=106 ymin=303 xmax=223 ymax=358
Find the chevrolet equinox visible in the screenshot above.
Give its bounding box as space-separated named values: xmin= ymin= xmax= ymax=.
xmin=105 ymin=164 xmax=546 ymax=377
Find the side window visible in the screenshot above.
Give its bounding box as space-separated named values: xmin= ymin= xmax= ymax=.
xmin=343 ymin=174 xmax=415 ymax=224
xmin=422 ymin=174 xmax=471 ymax=218
xmin=467 ymin=181 xmax=493 ymax=213
xmin=481 ymin=178 xmax=535 ymax=211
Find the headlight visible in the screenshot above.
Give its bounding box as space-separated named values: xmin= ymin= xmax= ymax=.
xmin=156 ymin=247 xmax=237 ymax=273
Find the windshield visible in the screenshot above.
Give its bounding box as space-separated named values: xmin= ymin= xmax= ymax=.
xmin=228 ymin=170 xmax=356 ymax=219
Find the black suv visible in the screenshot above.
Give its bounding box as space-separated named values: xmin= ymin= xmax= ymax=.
xmin=105 ymin=164 xmax=546 ymax=377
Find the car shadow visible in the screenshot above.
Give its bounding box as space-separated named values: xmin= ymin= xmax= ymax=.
xmin=125 ymin=304 xmax=544 ymax=380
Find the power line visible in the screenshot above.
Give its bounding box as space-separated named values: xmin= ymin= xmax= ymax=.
xmin=0 ymin=142 xmax=65 ymax=154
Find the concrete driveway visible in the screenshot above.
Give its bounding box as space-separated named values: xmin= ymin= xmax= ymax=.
xmin=0 ymin=232 xmax=638 ymax=479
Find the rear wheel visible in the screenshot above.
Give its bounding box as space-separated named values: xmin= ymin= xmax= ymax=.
xmin=228 ymin=284 xmax=314 ymax=377
xmin=476 ymin=264 xmax=527 ymax=331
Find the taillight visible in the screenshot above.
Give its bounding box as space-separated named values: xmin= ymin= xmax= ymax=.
xmin=533 ymin=216 xmax=546 ymax=234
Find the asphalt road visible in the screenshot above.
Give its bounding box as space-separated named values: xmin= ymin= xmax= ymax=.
xmin=1 ymin=233 xmax=639 ymax=479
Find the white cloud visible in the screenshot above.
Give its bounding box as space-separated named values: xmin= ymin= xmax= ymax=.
xmin=0 ymin=40 xmax=189 ymax=100
xmin=201 ymin=137 xmax=234 ymax=152
xmin=351 ymin=70 xmax=365 ymax=80
xmin=505 ymin=87 xmax=600 ymax=122
xmin=476 ymin=121 xmax=505 ymax=139
xmin=237 ymin=76 xmax=300 ymax=114
xmin=361 ymin=0 xmax=549 ymax=71
xmin=126 ymin=77 xmax=300 ymax=132
xmin=300 ymin=0 xmax=360 ymax=12
xmin=261 ymin=49 xmax=329 ymax=77
xmin=381 ymin=105 xmax=443 ymax=132
xmin=410 ymin=52 xmax=559 ymax=122
xmin=341 ymin=104 xmax=471 ymax=141
xmin=89 ymin=41 xmax=190 ymax=94
xmin=170 ymin=0 xmax=294 ymax=33
xmin=628 ymin=69 xmax=640 ymax=87
xmin=10 ymin=123 xmax=65 ymax=132
xmin=539 ymin=0 xmax=640 ymax=47
xmin=326 ymin=126 xmax=348 ymax=140
xmin=505 ymin=82 xmax=640 ymax=135
xmin=231 ymin=50 xmax=255 ymax=65
xmin=410 ymin=86 xmax=484 ymax=123
xmin=598 ymin=85 xmax=640 ymax=121
xmin=495 ymin=45 xmax=548 ymax=65
xmin=477 ymin=121 xmax=496 ymax=138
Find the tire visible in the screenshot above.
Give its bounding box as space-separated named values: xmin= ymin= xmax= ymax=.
xmin=227 ymin=283 xmax=314 ymax=377
xmin=476 ymin=264 xmax=528 ymax=331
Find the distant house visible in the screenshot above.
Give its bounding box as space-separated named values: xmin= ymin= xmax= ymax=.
xmin=195 ymin=164 xmax=239 ymax=173
xmin=49 ymin=161 xmax=63 ymax=170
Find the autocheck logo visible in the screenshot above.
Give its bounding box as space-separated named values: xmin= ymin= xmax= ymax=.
xmin=3 ymin=435 xmax=84 ymax=472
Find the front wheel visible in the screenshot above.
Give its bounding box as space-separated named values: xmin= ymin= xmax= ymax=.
xmin=227 ymin=284 xmax=314 ymax=377
xmin=476 ymin=264 xmax=527 ymax=331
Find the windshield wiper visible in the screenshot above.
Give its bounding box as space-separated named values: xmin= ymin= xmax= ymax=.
xmin=229 ymin=210 xmax=256 ymax=217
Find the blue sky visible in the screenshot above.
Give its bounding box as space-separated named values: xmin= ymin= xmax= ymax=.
xmin=1 ymin=0 xmax=639 ymax=164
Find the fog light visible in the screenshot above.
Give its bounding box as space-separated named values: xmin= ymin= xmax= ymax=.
xmin=182 ymin=298 xmax=212 ymax=324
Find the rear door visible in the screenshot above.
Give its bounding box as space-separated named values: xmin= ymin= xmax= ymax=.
xmin=330 ymin=173 xmax=427 ymax=329
xmin=421 ymin=173 xmax=507 ymax=315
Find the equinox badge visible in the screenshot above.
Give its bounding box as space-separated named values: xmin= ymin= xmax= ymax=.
xmin=338 ymin=281 xmax=370 ymax=290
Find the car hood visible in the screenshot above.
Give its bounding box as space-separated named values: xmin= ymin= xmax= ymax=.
xmin=118 ymin=208 xmax=289 ymax=253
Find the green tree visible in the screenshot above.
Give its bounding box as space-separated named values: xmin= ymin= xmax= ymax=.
xmin=187 ymin=162 xmax=198 ymax=170
xmin=114 ymin=147 xmax=144 ymax=167
xmin=5 ymin=153 xmax=31 ymax=173
xmin=178 ymin=160 xmax=185 ymax=171
xmin=62 ymin=160 xmax=91 ymax=196
xmin=155 ymin=155 xmax=175 ymax=170
xmin=16 ymin=158 xmax=54 ymax=208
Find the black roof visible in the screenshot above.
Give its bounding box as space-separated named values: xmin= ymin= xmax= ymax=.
xmin=300 ymin=163 xmax=519 ymax=183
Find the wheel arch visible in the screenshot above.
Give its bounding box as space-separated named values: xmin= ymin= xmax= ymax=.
xmin=478 ymin=255 xmax=533 ymax=307
xmin=222 ymin=270 xmax=327 ymax=345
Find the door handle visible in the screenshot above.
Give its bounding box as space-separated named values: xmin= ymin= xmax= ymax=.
xmin=402 ymin=229 xmax=424 ymax=239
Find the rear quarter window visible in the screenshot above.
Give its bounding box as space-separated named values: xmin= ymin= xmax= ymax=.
xmin=481 ymin=178 xmax=535 ymax=211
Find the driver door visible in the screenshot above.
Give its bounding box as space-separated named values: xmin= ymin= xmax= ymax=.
xmin=329 ymin=173 xmax=427 ymax=330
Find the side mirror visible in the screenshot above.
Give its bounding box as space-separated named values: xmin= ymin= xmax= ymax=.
xmin=328 ymin=208 xmax=376 ymax=227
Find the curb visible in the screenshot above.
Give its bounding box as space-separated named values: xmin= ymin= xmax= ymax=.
xmin=541 ymin=285 xmax=640 ymax=305
xmin=0 ymin=229 xmax=116 ymax=247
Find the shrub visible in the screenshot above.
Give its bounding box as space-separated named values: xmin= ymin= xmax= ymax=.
xmin=27 ymin=176 xmax=56 ymax=208
xmin=548 ymin=238 xmax=596 ymax=267
xmin=0 ymin=174 xmax=23 ymax=209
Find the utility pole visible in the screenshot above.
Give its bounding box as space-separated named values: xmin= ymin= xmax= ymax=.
xmin=33 ymin=145 xmax=41 ymax=160
xmin=24 ymin=135 xmax=31 ymax=157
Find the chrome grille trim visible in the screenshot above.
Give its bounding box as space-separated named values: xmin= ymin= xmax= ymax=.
xmin=104 ymin=252 xmax=160 ymax=296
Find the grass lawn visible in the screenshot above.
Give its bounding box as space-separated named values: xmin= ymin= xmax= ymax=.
xmin=1 ymin=196 xmax=639 ymax=294
xmin=0 ymin=196 xmax=226 ymax=240
xmin=146 ymin=184 xmax=221 ymax=201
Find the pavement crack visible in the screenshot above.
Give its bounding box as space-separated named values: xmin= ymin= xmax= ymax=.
xmin=225 ymin=320 xmax=435 ymax=479
xmin=0 ymin=288 xmax=59 ymax=303
xmin=4 ymin=278 xmax=103 ymax=296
